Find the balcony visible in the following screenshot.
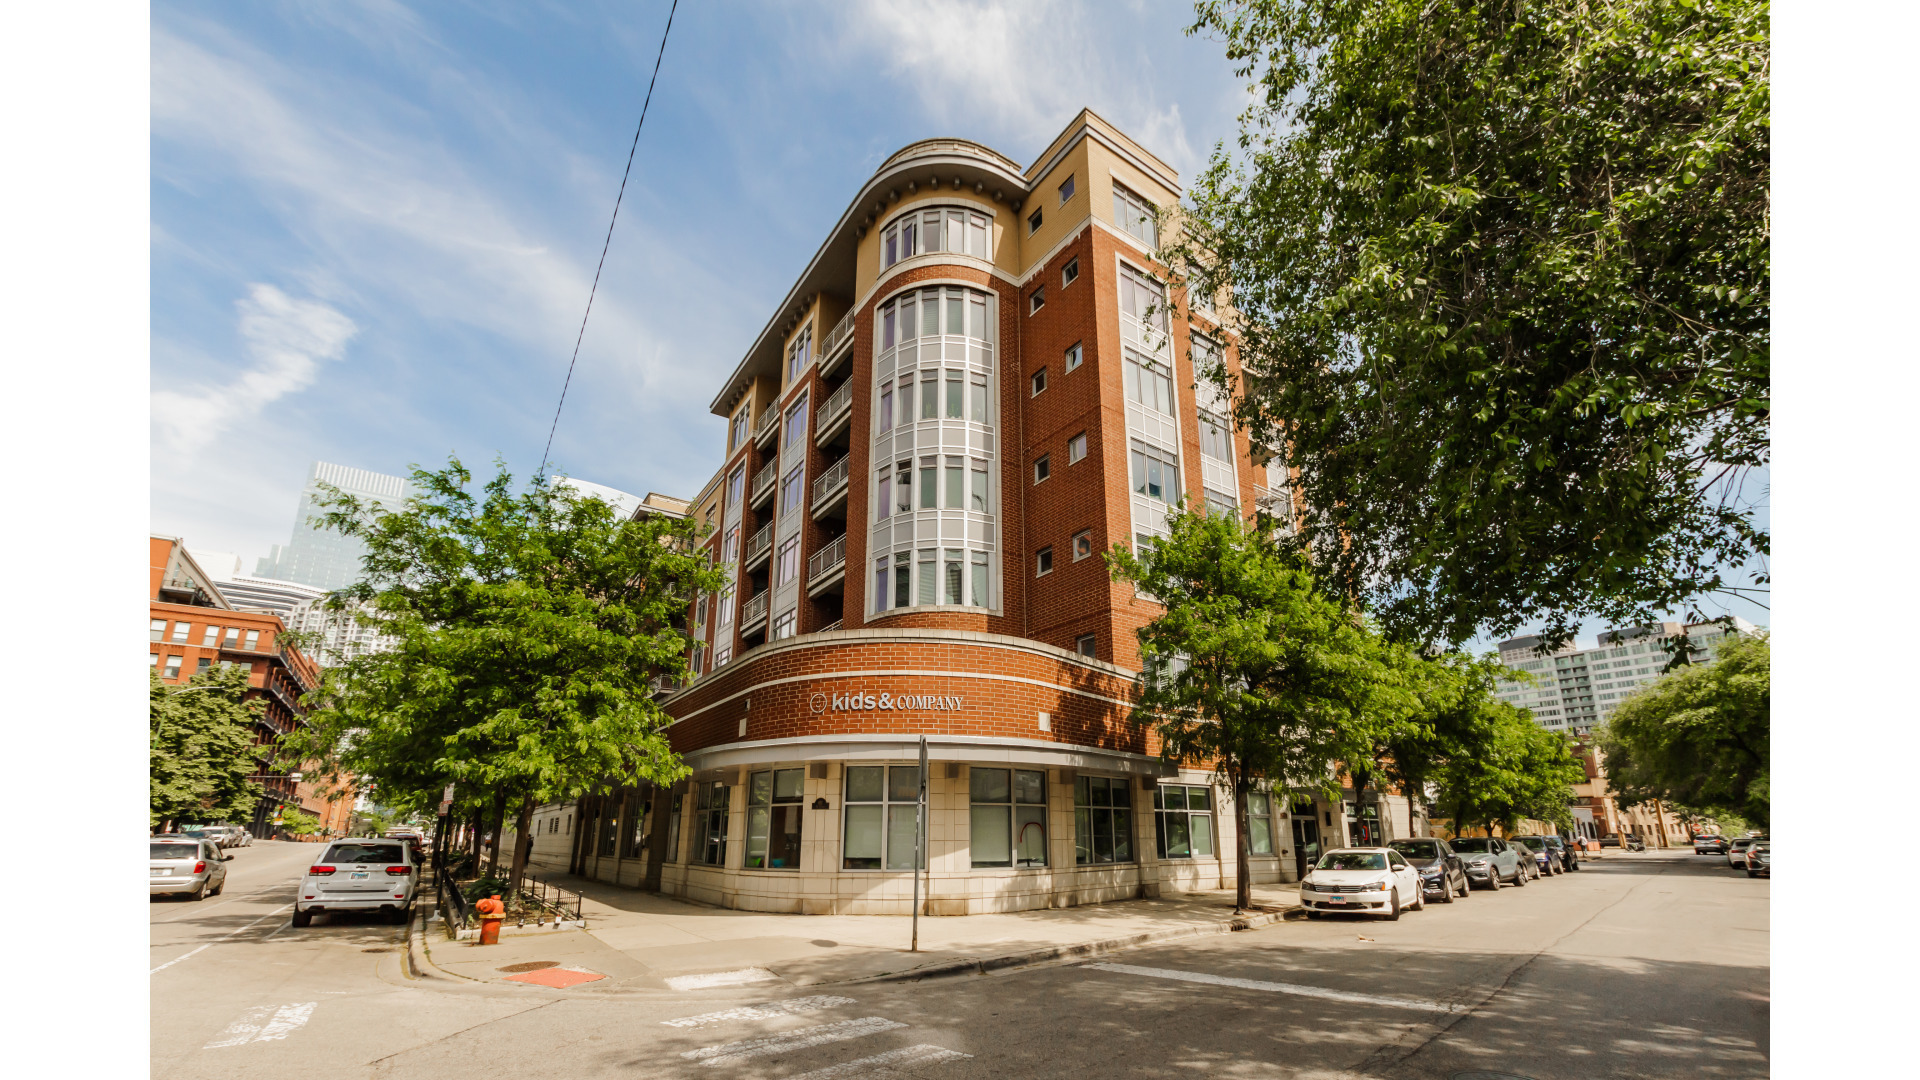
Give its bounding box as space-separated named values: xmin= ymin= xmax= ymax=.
xmin=743 ymin=521 xmax=773 ymax=572
xmin=817 ymin=619 xmax=844 ymax=634
xmin=807 ymin=533 xmax=848 ymax=596
xmin=810 ymin=454 xmax=850 ymax=519
xmin=753 ymin=406 xmax=779 ymax=449
xmin=649 ymin=675 xmax=683 ymax=697
xmin=815 ymin=379 xmax=854 ymax=446
xmin=819 ymin=307 xmax=856 ymax=377
xmin=740 ymin=590 xmax=769 ymax=633
xmin=750 ymin=457 xmax=778 ymax=509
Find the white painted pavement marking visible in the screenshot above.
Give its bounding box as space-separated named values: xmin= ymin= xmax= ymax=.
xmin=665 ymin=967 xmax=781 ymax=991
xmin=662 ymin=995 xmax=858 ymax=1028
xmin=151 ymin=904 xmax=295 ymax=974
xmin=1087 ymin=962 xmax=1466 ymax=1014
xmin=681 ymin=1017 xmax=907 ymax=1067
xmin=203 ymin=1002 xmax=317 ymax=1048
xmin=785 ymin=1043 xmax=973 ymax=1079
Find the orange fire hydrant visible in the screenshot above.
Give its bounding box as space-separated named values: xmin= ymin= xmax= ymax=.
xmin=474 ymin=893 xmax=505 ymax=945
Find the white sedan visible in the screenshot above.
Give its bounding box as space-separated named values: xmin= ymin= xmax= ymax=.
xmin=1299 ymin=847 xmax=1425 ymax=920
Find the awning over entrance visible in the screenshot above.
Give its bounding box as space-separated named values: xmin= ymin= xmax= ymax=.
xmin=681 ymin=734 xmax=1180 ymax=780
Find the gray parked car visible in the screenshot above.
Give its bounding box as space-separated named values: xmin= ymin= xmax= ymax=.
xmin=1448 ymin=836 xmax=1528 ymax=890
xmin=151 ymin=837 xmax=229 ymax=901
xmin=1510 ymin=836 xmax=1563 ymax=876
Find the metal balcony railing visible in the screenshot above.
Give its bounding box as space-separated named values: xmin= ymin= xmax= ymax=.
xmin=741 ymin=590 xmax=769 ymax=629
xmin=821 ymin=306 xmax=856 ymax=360
xmin=818 ymin=619 xmax=844 ymax=633
xmin=753 ymin=407 xmax=779 ymax=446
xmin=751 ymin=458 xmax=778 ymax=505
xmin=811 ymin=454 xmax=850 ymax=510
xmin=816 ymin=379 xmax=854 ymax=442
xmin=743 ymin=522 xmax=773 ymax=568
xmin=807 ymin=533 xmax=847 ymax=585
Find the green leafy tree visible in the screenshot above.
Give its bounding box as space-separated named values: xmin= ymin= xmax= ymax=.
xmin=1171 ymin=0 xmax=1770 ymax=646
xmin=1597 ymin=632 xmax=1768 ymax=826
xmin=1433 ymin=698 xmax=1584 ymax=836
xmin=150 ymin=666 xmax=263 ymax=831
xmin=277 ymin=806 xmax=322 ymax=838
xmin=1107 ymin=507 xmax=1381 ymax=911
xmin=281 ymin=458 xmax=727 ymax=889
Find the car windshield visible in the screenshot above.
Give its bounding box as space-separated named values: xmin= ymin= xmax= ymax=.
xmin=151 ymin=844 xmax=201 ymax=860
xmin=1388 ymin=840 xmax=1441 ymax=859
xmin=180 ymin=830 xmax=207 ymax=838
xmin=1315 ymin=852 xmax=1387 ymax=871
xmin=1450 ymin=838 xmax=1494 ymax=853
xmin=1511 ymin=840 xmax=1537 ymax=851
xmin=322 ymin=843 xmax=405 ymax=865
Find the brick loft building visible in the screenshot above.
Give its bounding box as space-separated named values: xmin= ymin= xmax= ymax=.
xmin=150 ymin=535 xmax=339 ymax=838
xmin=530 ymin=110 xmax=1354 ymax=915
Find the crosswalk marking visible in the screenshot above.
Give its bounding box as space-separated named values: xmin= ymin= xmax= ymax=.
xmin=784 ymin=1043 xmax=973 ymax=1079
xmin=1087 ymin=962 xmax=1465 ymax=1014
xmin=662 ymin=995 xmax=858 ymax=1028
xmin=203 ymin=1002 xmax=318 ymax=1048
xmin=680 ymin=1017 xmax=906 ymax=1067
xmin=665 ymin=967 xmax=781 ymax=991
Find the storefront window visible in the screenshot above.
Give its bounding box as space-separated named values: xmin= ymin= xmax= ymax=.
xmin=1074 ymin=775 xmax=1134 ymax=864
xmin=599 ymin=797 xmax=619 ymax=858
xmin=665 ymin=783 xmax=684 ymax=863
xmin=696 ymin=781 xmax=728 ymax=866
xmin=1155 ymin=784 xmax=1215 ymax=859
xmin=1247 ymin=791 xmax=1274 ymax=855
xmin=970 ymin=768 xmax=1047 ymax=868
xmin=842 ymin=765 xmax=922 ymax=870
xmin=745 ymin=768 xmax=805 ymax=870
xmin=626 ymin=790 xmax=650 ymax=859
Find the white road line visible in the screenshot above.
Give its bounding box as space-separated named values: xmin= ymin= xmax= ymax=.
xmin=203 ymin=1002 xmax=316 ymax=1048
xmin=665 ymin=967 xmax=781 ymax=991
xmin=680 ymin=1017 xmax=907 ymax=1067
xmin=785 ymin=1043 xmax=972 ymax=1079
xmin=151 ymin=904 xmax=294 ymax=975
xmin=662 ymin=995 xmax=858 ymax=1028
xmin=1087 ymin=962 xmax=1466 ymax=1014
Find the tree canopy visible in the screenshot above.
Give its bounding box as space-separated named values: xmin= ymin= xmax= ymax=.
xmin=150 ymin=665 xmax=263 ymax=830
xmin=1107 ymin=507 xmax=1382 ymax=910
xmin=280 ymin=458 xmax=726 ymax=885
xmin=1597 ymin=632 xmax=1768 ymax=827
xmin=1171 ymin=0 xmax=1770 ymax=647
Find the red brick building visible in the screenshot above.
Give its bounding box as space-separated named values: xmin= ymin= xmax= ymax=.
xmin=150 ymin=535 xmax=342 ymax=838
xmin=529 ymin=112 xmax=1344 ymax=915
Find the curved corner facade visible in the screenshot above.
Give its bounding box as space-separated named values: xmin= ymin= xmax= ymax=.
xmin=538 ymin=110 xmax=1337 ymax=915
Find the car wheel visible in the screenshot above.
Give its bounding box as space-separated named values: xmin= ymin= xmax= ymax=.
xmin=189 ymin=882 xmax=207 ymax=901
xmin=1485 ymin=870 xmax=1499 ymax=891
xmin=291 ymin=908 xmax=313 ymax=928
xmin=1386 ymin=890 xmax=1401 ymax=921
xmin=1512 ymin=865 xmax=1527 ymax=887
xmin=1439 ymin=877 xmax=1455 ymax=903
xmin=210 ymin=879 xmax=223 ymax=896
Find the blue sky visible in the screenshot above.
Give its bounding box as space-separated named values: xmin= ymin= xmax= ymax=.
xmin=149 ymin=0 xmax=1765 ymax=645
xmin=151 ymin=0 xmax=1246 ymax=567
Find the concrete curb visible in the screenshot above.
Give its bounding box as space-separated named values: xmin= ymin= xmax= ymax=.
xmin=407 ymin=908 xmax=479 ymax=984
xmin=845 ymin=903 xmax=1301 ymax=986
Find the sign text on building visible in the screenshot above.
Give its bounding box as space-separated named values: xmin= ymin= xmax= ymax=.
xmin=810 ymin=689 xmax=965 ymax=714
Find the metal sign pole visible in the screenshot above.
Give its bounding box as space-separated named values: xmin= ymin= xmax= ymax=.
xmin=912 ymin=735 xmax=927 ymax=952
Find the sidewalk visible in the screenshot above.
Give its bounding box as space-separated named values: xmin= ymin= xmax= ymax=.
xmin=422 ymin=874 xmax=1300 ymax=993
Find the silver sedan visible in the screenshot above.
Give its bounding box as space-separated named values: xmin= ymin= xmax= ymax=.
xmin=150 ymin=837 xmax=229 ymax=901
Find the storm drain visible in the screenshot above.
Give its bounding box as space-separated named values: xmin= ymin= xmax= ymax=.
xmin=498 ymin=961 xmax=561 ymax=974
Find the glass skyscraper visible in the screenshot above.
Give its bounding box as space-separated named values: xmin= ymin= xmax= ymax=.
xmin=254 ymin=461 xmax=411 ymax=591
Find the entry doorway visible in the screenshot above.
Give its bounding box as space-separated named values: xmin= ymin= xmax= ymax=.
xmin=1291 ymin=814 xmax=1321 ymax=879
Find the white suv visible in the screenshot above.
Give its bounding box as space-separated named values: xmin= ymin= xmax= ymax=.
xmin=292 ymin=839 xmax=418 ymax=926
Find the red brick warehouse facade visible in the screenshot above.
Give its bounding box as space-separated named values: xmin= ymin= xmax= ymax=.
xmin=549 ymin=111 xmax=1316 ymax=915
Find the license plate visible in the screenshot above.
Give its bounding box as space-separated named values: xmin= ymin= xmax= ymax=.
xmin=1326 ymin=897 xmax=1348 ymax=904
xmin=151 ymin=869 xmax=168 ymax=877
xmin=350 ymin=872 xmax=370 ymax=880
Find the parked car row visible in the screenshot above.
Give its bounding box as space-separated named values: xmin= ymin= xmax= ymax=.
xmin=1299 ymin=834 xmax=1583 ymax=920
xmin=175 ymin=824 xmax=254 ymax=848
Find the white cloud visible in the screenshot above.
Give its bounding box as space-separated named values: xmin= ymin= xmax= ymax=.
xmin=152 ymin=284 xmax=358 ymax=453
xmin=828 ymin=0 xmax=1199 ymax=175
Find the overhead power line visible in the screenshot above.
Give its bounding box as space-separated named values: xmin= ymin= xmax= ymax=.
xmin=541 ymin=0 xmax=681 ymax=476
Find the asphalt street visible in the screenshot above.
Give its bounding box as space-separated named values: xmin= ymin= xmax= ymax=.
xmin=152 ymin=848 xmax=1767 ymax=1079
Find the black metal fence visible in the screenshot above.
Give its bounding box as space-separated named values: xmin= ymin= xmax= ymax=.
xmin=433 ymin=858 xmax=583 ymax=932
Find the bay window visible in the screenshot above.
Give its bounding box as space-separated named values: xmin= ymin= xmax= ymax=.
xmin=1131 ymin=442 xmax=1182 ymax=504
xmin=881 ymin=205 xmax=991 ymax=270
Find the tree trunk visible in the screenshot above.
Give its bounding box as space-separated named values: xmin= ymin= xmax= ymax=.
xmin=1233 ymin=769 xmax=1252 ymax=913
xmin=487 ymin=789 xmax=506 ymax=876
xmin=508 ymin=792 xmax=534 ymax=892
xmin=466 ymin=808 xmax=481 ymax=867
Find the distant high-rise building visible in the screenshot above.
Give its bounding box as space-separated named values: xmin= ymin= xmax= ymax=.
xmin=254 ymin=462 xmax=411 ymax=591
xmin=1494 ymin=616 xmax=1762 ymax=735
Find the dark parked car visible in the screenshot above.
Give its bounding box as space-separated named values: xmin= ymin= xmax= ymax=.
xmin=1387 ymin=838 xmax=1470 ymax=903
xmin=1510 ymin=836 xmax=1564 ymax=876
xmin=1744 ymin=841 xmax=1769 ymax=878
xmin=1544 ymin=834 xmax=1580 ymax=871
